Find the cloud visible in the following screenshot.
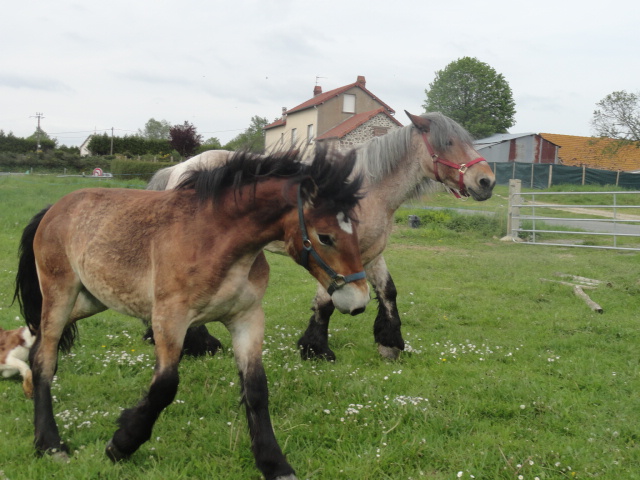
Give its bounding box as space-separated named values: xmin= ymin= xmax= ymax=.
xmin=0 ymin=74 xmax=73 ymax=93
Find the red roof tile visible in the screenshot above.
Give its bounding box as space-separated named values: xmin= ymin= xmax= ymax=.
xmin=288 ymin=77 xmax=395 ymax=115
xmin=540 ymin=133 xmax=640 ymax=171
xmin=316 ymin=108 xmax=402 ymax=140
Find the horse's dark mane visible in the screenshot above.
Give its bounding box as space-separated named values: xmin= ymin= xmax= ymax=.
xmin=176 ymin=147 xmax=363 ymax=213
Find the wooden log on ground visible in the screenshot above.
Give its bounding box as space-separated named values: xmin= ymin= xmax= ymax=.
xmin=573 ymin=285 xmax=603 ymax=313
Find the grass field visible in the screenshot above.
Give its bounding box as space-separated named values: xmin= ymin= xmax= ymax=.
xmin=0 ymin=175 xmax=638 ymax=479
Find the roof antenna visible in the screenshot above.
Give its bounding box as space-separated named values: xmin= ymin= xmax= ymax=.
xmin=315 ymin=76 xmax=326 ymax=85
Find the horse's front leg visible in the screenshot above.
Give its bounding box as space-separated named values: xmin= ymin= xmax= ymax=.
xmin=106 ymin=315 xmax=187 ymax=462
xmin=229 ymin=307 xmax=297 ymax=480
xmin=367 ymin=255 xmax=404 ymax=360
xmin=297 ymin=285 xmax=336 ymax=361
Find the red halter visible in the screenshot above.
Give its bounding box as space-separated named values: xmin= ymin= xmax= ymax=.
xmin=421 ymin=132 xmax=486 ymax=198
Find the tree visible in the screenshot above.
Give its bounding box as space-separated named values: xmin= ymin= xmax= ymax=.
xmin=27 ymin=128 xmax=57 ymax=151
xmin=169 ymin=121 xmax=203 ymax=158
xmin=591 ymin=90 xmax=640 ymax=142
xmin=224 ymin=116 xmax=269 ymax=152
xmin=423 ymin=57 xmax=516 ymax=139
xmin=196 ymin=136 xmax=223 ymax=154
xmin=138 ymin=118 xmax=172 ymax=140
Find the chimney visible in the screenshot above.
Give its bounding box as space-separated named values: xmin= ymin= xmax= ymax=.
xmin=313 ymin=85 xmax=322 ymax=96
xmin=281 ymin=106 xmax=287 ymax=118
xmin=356 ymin=75 xmax=366 ymax=86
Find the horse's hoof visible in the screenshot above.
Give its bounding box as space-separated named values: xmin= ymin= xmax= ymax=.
xmin=105 ymin=439 xmax=130 ymax=463
xmin=298 ymin=344 xmax=336 ymax=362
xmin=274 ymin=475 xmax=298 ymax=480
xmin=378 ymin=344 xmax=401 ymax=360
xmin=48 ymin=450 xmax=70 ymax=463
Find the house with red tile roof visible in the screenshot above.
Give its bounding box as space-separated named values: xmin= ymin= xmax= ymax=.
xmin=264 ymin=76 xmax=402 ymax=154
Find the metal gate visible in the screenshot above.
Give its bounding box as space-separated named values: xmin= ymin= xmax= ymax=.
xmin=505 ymin=179 xmax=640 ymax=251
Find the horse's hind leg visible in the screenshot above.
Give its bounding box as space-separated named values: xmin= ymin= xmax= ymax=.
xmin=229 ymin=308 xmax=297 ymax=480
xmin=31 ymin=291 xmax=81 ymax=460
xmin=367 ymin=255 xmax=404 ymax=360
xmin=297 ymin=285 xmax=337 ymax=361
xmin=106 ymin=316 xmax=187 ymax=462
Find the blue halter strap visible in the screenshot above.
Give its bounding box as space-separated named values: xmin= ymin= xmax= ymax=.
xmin=297 ymin=185 xmax=366 ymax=295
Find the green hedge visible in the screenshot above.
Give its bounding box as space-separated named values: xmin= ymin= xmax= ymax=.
xmin=110 ymin=159 xmax=176 ymax=181
xmin=0 ymin=151 xmax=111 ymax=174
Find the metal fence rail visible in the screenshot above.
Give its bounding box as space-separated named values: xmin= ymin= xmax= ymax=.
xmin=506 ymin=179 xmax=640 ymax=251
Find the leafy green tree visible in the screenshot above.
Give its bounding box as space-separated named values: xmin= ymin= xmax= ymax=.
xmin=169 ymin=121 xmax=203 ymax=158
xmin=423 ymin=57 xmax=516 ymax=139
xmin=196 ymin=136 xmax=223 ymax=154
xmin=27 ymin=128 xmax=57 ymax=151
xmin=224 ymin=116 xmax=269 ymax=153
xmin=591 ymin=90 xmax=640 ymax=142
xmin=138 ymin=118 xmax=172 ymax=140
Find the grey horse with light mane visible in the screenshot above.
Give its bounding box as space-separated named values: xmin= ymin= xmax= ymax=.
xmin=147 ymin=111 xmax=496 ymax=360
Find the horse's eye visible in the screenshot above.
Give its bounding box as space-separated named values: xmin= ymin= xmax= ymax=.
xmin=447 ymin=139 xmax=454 ymax=147
xmin=318 ymin=234 xmax=334 ymax=246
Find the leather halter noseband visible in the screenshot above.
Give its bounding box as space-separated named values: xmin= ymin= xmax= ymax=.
xmin=421 ymin=132 xmax=486 ymax=198
xmin=297 ymin=185 xmax=366 ymax=295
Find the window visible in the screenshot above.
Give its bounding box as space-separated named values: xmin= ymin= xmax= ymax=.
xmin=307 ymin=124 xmax=314 ymax=144
xmin=291 ymin=128 xmax=297 ymax=147
xmin=343 ymin=94 xmax=356 ymax=113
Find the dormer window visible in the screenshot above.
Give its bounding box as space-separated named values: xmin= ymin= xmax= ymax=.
xmin=343 ymin=94 xmax=356 ymax=113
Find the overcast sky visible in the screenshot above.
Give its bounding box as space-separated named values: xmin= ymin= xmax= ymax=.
xmin=2 ymin=0 xmax=638 ymax=147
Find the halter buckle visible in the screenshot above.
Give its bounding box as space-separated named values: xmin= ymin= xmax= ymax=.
xmin=458 ymin=164 xmax=468 ymax=174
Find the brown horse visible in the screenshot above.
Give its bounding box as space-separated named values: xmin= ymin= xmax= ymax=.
xmin=13 ymin=149 xmax=369 ymax=480
xmin=148 ymin=111 xmax=496 ymax=361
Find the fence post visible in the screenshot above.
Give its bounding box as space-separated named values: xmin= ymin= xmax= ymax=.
xmin=502 ymin=179 xmax=523 ymax=242
xmin=582 ymin=165 xmax=586 ymax=185
xmin=548 ymin=164 xmax=553 ymax=188
xmin=530 ymin=163 xmax=535 ymax=189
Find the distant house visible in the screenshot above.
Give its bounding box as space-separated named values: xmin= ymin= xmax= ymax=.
xmin=539 ymin=133 xmax=640 ymax=172
xmin=474 ymin=133 xmax=560 ymax=164
xmin=79 ymin=135 xmax=93 ymax=157
xmin=264 ymin=75 xmax=402 ymax=155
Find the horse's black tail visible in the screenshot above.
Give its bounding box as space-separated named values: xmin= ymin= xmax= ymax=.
xmin=13 ymin=206 xmax=78 ymax=353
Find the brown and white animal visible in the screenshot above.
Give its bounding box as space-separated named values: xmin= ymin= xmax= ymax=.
xmin=0 ymin=326 xmax=35 ymax=398
xmin=148 ymin=111 xmax=497 ymax=361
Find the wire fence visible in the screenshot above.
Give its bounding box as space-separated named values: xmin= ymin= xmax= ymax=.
xmin=490 ymin=162 xmax=640 ymax=189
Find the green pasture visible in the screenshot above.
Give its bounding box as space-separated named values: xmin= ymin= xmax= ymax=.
xmin=0 ymin=175 xmax=638 ymax=479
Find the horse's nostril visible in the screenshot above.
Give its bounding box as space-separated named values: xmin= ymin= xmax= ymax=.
xmin=479 ymin=177 xmax=493 ymax=189
xmin=350 ymin=307 xmax=366 ymax=316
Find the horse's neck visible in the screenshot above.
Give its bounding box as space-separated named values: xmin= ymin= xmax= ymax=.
xmin=359 ymin=138 xmax=425 ymax=213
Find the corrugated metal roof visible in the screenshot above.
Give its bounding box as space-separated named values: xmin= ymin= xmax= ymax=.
xmin=474 ymin=133 xmax=538 ymax=145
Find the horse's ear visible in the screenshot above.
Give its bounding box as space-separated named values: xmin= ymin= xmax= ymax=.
xmin=283 ymin=178 xmax=318 ymax=206
xmin=405 ymin=111 xmax=431 ymax=133
xmin=299 ymin=177 xmax=318 ymax=205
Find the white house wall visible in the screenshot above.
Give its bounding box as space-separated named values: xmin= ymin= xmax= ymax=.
xmin=265 ymin=108 xmax=318 ymax=153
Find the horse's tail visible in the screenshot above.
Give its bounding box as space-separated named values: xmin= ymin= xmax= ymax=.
xmin=13 ymin=207 xmax=78 ymax=353
xmin=146 ymin=166 xmax=173 ymax=191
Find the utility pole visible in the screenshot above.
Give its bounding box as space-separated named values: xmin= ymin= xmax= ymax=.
xmin=110 ymin=127 xmax=114 ymax=155
xmin=30 ymin=112 xmax=44 ymax=151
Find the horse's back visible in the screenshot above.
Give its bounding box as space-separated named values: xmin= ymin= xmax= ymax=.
xmin=164 ymin=150 xmax=233 ymax=190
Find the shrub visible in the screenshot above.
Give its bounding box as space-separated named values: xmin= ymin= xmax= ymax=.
xmin=110 ymin=159 xmax=176 ymax=181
